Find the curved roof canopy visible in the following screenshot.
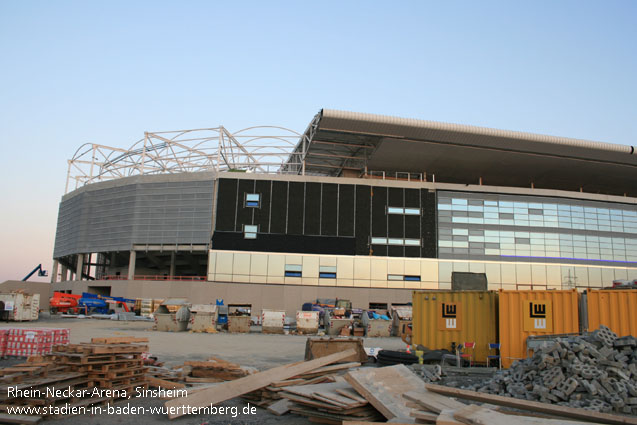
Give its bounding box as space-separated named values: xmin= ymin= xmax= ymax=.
xmin=284 ymin=109 xmax=637 ymax=197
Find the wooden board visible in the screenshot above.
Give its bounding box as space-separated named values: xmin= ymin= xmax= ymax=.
xmin=436 ymin=409 xmax=463 ymax=425
xmin=267 ymin=398 xmax=293 ymax=416
xmin=344 ymin=364 xmax=424 ymax=423
xmin=403 ymin=390 xmax=465 ymax=414
xmin=0 ymin=413 xmax=42 ymax=424
xmin=296 ymin=362 xmax=362 ymax=378
xmin=336 ymin=388 xmax=368 ymax=404
xmin=165 ymin=349 xmax=356 ymax=419
xmin=147 ymin=376 xmax=186 ymax=390
xmin=453 ymin=405 xmax=592 ymax=425
xmin=410 ymin=410 xmax=438 ymax=422
xmin=425 ymin=384 xmax=637 ymax=425
xmin=91 ymin=337 xmax=149 ymax=344
xmin=282 ymin=381 xmax=362 ymax=409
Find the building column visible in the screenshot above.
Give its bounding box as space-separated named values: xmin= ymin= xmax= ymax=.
xmin=51 ymin=260 xmax=59 ymax=283
xmin=127 ymin=251 xmax=136 ymax=280
xmin=169 ymin=251 xmax=176 ymax=277
xmin=76 ymin=254 xmax=84 ymax=281
xmin=61 ymin=265 xmax=68 ymax=282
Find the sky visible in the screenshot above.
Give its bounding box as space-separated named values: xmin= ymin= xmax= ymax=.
xmin=0 ymin=1 xmax=635 ymax=282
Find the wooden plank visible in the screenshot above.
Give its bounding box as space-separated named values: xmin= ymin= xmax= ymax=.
xmin=453 ymin=404 xmax=592 ymax=425
xmin=343 ymin=422 xmax=417 ymax=425
xmin=336 ymin=388 xmax=368 ymax=404
xmin=345 ymin=364 xmax=424 ymax=423
xmin=410 ymin=410 xmax=438 ymax=422
xmin=271 ymin=378 xmax=307 ymax=387
xmin=296 ymin=362 xmax=362 ymax=378
xmin=165 ymin=349 xmax=356 ymax=419
xmin=267 ymin=398 xmax=293 ymax=416
xmin=436 ymin=409 xmax=463 ymax=425
xmin=403 ymin=390 xmax=465 ymax=414
xmin=425 ymin=384 xmax=637 ymax=425
xmin=282 ymin=381 xmax=361 ymax=408
xmin=0 ymin=413 xmax=42 ymax=424
xmin=147 ymin=376 xmax=186 ymax=390
xmin=91 ymin=337 xmax=149 ymax=344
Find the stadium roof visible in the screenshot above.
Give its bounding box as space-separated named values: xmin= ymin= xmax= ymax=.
xmin=283 ymin=109 xmax=637 ymax=197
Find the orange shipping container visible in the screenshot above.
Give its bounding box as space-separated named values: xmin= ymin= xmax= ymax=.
xmin=498 ymin=289 xmax=578 ymax=368
xmin=412 ymin=291 xmax=497 ymax=364
xmin=585 ymin=290 xmax=637 ymax=337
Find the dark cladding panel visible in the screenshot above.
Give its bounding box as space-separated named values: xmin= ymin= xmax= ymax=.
xmin=212 ymin=232 xmax=355 ymax=255
xmin=373 ymin=245 xmax=387 ymax=256
xmin=287 ymin=182 xmax=304 ymax=235
xmin=236 ymin=179 xmax=256 ymax=231
xmin=215 ymin=179 xmax=238 ymax=231
xmin=304 ymin=183 xmax=321 ymax=235
xmin=404 ymin=215 xmax=420 ymax=239
xmin=270 ymin=181 xmax=288 ymax=234
xmin=254 ymin=180 xmax=271 ymax=233
xmin=405 ymin=188 xmax=420 ymax=208
xmin=371 ymin=186 xmax=387 ymax=238
xmin=405 ymin=246 xmax=420 ymax=257
xmin=421 ymin=189 xmax=437 ymax=258
xmin=338 ymin=184 xmax=355 ymax=237
xmin=321 ymin=183 xmax=338 ymax=236
xmin=355 ymin=185 xmax=371 ymax=255
xmin=387 ymin=187 xmax=403 ymax=239
xmin=388 ymin=245 xmax=404 ymax=257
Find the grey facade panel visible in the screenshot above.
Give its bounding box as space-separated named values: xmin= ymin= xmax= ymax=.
xmin=54 ymin=177 xmax=215 ymax=258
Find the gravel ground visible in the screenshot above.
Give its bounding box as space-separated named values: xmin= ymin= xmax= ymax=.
xmin=2 ymin=316 xmax=406 ymax=424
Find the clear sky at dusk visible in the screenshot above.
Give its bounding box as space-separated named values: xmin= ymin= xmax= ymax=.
xmin=0 ymin=1 xmax=635 ymax=282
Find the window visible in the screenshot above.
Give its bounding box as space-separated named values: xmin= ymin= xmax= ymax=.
xmin=371 ymin=237 xmax=421 ymax=246
xmin=245 ymin=193 xmax=260 ymax=208
xmin=319 ymin=266 xmax=336 ymax=279
xmin=285 ymin=264 xmax=302 ymax=277
xmin=387 ymin=207 xmax=421 ymax=215
xmin=388 ymin=274 xmax=421 ymax=281
xmin=244 ymin=224 xmax=258 ymax=239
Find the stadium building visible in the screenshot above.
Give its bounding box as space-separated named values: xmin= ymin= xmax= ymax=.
xmin=50 ymin=109 xmax=637 ymax=314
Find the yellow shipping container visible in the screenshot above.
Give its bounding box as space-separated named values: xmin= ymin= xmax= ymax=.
xmin=585 ymin=290 xmax=637 ymax=337
xmin=499 ymin=289 xmax=579 ymax=368
xmin=412 ymin=291 xmax=497 ymax=364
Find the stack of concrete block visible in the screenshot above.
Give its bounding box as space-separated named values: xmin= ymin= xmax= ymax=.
xmin=471 ymin=325 xmax=637 ymax=415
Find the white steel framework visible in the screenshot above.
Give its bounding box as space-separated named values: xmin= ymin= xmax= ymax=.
xmin=65 ymin=126 xmax=304 ymax=193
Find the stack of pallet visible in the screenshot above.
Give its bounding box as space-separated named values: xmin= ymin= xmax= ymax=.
xmin=52 ymin=337 xmax=149 ymax=393
xmin=0 ymin=336 xmax=152 ymax=423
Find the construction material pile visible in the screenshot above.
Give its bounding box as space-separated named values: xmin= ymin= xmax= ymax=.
xmin=471 ymin=325 xmax=637 ymax=414
xmin=147 ymin=356 xmax=254 ymax=387
xmin=0 ymin=337 xmax=149 ymax=422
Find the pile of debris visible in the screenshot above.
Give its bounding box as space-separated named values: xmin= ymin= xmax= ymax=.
xmin=160 ymin=348 xmax=637 ymax=424
xmin=147 ymin=356 xmax=255 ymax=387
xmin=471 ymin=325 xmax=637 ymax=414
xmin=0 ymin=336 xmax=149 ymax=422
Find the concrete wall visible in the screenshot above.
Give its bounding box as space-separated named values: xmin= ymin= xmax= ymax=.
xmin=0 ymin=281 xmax=52 ymax=309
xmin=51 ymin=279 xmax=413 ymax=316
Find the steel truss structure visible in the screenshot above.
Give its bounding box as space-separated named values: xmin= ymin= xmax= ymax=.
xmin=65 ymin=126 xmax=303 ymax=193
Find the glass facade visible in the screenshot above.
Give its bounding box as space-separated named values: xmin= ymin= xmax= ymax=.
xmin=438 ymin=191 xmax=637 ymax=267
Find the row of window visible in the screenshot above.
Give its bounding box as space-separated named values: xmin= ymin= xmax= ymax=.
xmin=439 ymin=197 xmax=637 ymax=234
xmin=370 ymin=237 xmax=421 ymax=246
xmin=282 ymin=264 xmax=421 ymax=281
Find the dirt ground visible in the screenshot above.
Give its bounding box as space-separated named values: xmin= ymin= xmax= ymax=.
xmin=3 ymin=316 xmax=406 ymax=424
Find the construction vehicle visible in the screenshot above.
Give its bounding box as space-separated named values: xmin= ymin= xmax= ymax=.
xmin=49 ymin=292 xmax=82 ymax=314
xmin=79 ymin=293 xmax=136 ymax=314
xmin=49 ymin=292 xmax=136 ymax=315
xmin=22 ymin=264 xmax=48 ymax=281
